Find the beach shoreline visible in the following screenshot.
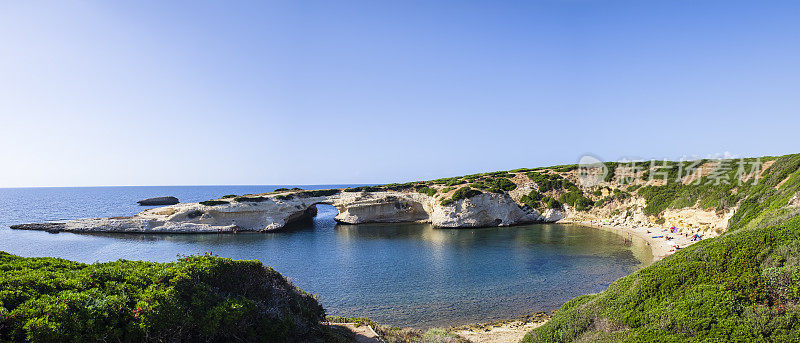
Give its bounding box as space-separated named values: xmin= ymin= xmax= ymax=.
xmin=573 ymin=220 xmax=706 ymax=262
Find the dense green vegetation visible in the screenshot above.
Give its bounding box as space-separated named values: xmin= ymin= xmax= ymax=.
xmin=525 ymin=216 xmax=800 ymax=342
xmin=525 ymin=153 xmax=800 ymax=342
xmin=432 ymin=177 xmax=466 ymax=187
xmin=343 ymin=186 xmax=385 ymax=193
xmin=299 ymin=189 xmax=340 ymax=197
xmin=198 ymin=200 xmax=228 ymax=206
xmin=441 ymin=187 xmax=483 ymax=206
xmin=0 ymin=254 xmax=330 ymax=342
xmin=559 ymin=191 xmax=593 ymax=211
xmin=636 ymin=156 xmax=795 ymax=219
xmin=543 ymin=196 xmax=561 ymax=209
xmin=233 ymin=196 xmax=269 ymax=202
xmin=526 ymin=172 xmax=567 ymax=192
xmin=417 ymin=186 xmax=437 ymax=197
xmin=520 ymin=190 xmax=544 ymax=209
xmin=471 ymin=177 xmax=517 ymax=193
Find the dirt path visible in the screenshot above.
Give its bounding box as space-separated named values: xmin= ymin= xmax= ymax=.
xmin=327 ymin=323 xmax=382 ymax=343
xmin=453 ymin=320 xmax=547 ymax=343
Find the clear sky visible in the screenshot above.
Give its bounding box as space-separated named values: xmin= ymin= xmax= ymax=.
xmin=1 ymin=1 xmax=799 ymax=187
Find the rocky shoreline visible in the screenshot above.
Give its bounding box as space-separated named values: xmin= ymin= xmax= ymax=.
xmin=10 ymin=188 xmax=566 ymax=233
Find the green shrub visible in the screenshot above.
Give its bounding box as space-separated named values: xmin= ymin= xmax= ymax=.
xmin=559 ymin=191 xmax=593 ymax=211
xmin=521 ymin=190 xmax=545 ymax=209
xmin=273 ymin=188 xmax=290 ymax=192
xmin=554 ymin=165 xmax=578 ymax=173
xmin=543 ymin=196 xmax=561 ymax=209
xmin=344 ymin=186 xmax=384 ymax=193
xmin=604 ymin=162 xmax=617 ymax=182
xmin=482 ymin=177 xmax=517 ymax=193
xmin=299 ymin=189 xmax=340 ymax=197
xmin=233 ymin=196 xmax=269 ymax=203
xmin=441 ymin=187 xmax=483 ymax=206
xmin=0 ymin=253 xmax=325 ymax=342
xmin=383 ymin=182 xmax=419 ymax=191
xmin=275 ymin=194 xmax=293 ymax=201
xmin=199 ymin=200 xmax=228 ymax=206
xmin=417 ymin=187 xmax=437 ymax=197
xmin=452 ymin=187 xmax=482 ymax=201
xmin=432 ymin=177 xmax=465 ymax=186
xmin=221 ymin=194 xmax=237 ymax=198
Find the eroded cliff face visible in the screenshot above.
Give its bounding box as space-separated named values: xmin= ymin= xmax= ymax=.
xmin=11 ymin=189 xmax=560 ymax=233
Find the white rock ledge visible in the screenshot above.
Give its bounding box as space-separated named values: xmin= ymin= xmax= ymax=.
xmin=10 ymin=190 xmax=564 ymax=233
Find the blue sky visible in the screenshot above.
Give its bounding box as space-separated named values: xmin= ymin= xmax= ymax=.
xmin=1 ymin=1 xmax=799 ymax=187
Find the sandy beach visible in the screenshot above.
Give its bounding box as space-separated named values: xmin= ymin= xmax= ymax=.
xmin=578 ymin=220 xmax=709 ymax=261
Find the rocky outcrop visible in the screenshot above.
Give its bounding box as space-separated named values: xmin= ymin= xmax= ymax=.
xmin=137 ymin=196 xmax=179 ymax=206
xmin=11 ymin=190 xmax=563 ymax=233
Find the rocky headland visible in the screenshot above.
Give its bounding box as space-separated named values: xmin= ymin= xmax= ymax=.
xmin=11 ymin=156 xmax=788 ymax=239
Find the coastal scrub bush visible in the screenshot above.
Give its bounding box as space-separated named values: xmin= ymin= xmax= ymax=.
xmin=233 ymin=196 xmax=269 ymax=202
xmin=482 ymin=177 xmax=517 ymax=193
xmin=275 ymin=194 xmax=293 ymax=200
xmin=543 ymin=196 xmax=561 ymax=209
xmin=221 ymin=194 xmax=237 ymax=198
xmin=486 ymin=171 xmax=514 ymax=178
xmin=299 ymin=189 xmax=340 ymax=197
xmin=344 ymin=186 xmax=384 ymax=193
xmin=432 ymin=177 xmax=464 ymax=186
xmin=559 ymin=191 xmax=593 ymax=211
xmin=441 ymin=187 xmax=482 ymax=206
xmin=604 ymin=162 xmax=617 ymax=182
xmin=417 ymin=187 xmax=437 ymax=197
xmin=451 ymin=187 xmax=482 ymax=201
xmin=521 ymin=190 xmax=544 ymax=209
xmin=199 ymin=200 xmax=228 ymax=206
xmin=554 ymin=165 xmax=578 ymax=173
xmin=594 ymin=197 xmax=609 ymax=207
xmin=526 ymin=172 xmax=564 ymax=192
xmin=0 ymin=253 xmax=327 ymax=342
xmin=383 ymin=182 xmax=419 ymax=191
xmin=273 ymin=188 xmax=290 ymax=192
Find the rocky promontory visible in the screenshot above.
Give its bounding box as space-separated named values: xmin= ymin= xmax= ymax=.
xmin=11 ymin=187 xmax=563 ymax=233
xmin=14 ymin=155 xmax=787 ymax=235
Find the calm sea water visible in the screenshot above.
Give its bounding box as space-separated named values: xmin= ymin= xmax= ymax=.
xmin=0 ymin=186 xmax=652 ymax=327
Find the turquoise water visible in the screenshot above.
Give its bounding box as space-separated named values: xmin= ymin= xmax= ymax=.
xmin=0 ymin=186 xmax=651 ymax=327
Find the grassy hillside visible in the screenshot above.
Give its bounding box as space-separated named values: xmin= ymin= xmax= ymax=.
xmin=523 ymin=153 xmax=800 ymax=342
xmin=0 ymin=253 xmax=339 ymax=342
